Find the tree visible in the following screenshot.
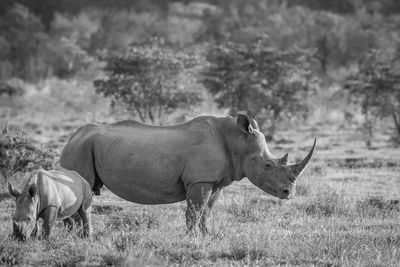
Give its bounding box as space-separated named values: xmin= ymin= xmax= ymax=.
xmin=201 ymin=38 xmax=317 ymax=140
xmin=345 ymin=48 xmax=400 ymax=146
xmin=94 ymin=39 xmax=202 ymax=125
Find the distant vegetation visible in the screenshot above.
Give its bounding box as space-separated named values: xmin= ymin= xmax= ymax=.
xmin=0 ymin=0 xmax=399 ymax=142
xmin=345 ymin=48 xmax=400 ymax=145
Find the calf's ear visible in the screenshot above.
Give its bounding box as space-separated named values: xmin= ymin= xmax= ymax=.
xmin=237 ymin=114 xmax=254 ymax=134
xmin=28 ymin=184 xmax=37 ymax=198
xmin=8 ymin=182 xmax=20 ymax=198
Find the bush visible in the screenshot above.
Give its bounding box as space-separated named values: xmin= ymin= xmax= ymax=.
xmin=0 ymin=129 xmax=56 ymax=180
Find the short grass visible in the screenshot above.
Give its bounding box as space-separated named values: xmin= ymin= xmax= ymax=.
xmin=1 ymin=90 xmax=400 ymax=266
xmin=2 ymin=188 xmax=400 ymax=266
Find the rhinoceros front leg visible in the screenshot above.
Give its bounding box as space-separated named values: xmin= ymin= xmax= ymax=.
xmin=31 ymin=221 xmax=39 ymax=239
xmin=199 ymin=189 xmax=221 ymax=235
xmin=41 ymin=206 xmax=58 ymax=239
xmin=185 ymin=182 xmax=213 ymax=236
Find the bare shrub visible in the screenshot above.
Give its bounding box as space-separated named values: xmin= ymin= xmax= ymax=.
xmin=0 ymin=130 xmax=57 ymax=180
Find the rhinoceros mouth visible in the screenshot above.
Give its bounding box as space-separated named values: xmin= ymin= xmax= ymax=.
xmin=13 ymin=229 xmax=29 ymax=241
xmin=278 ymin=188 xmax=292 ymax=200
xmin=260 ymin=185 xmax=292 ymax=199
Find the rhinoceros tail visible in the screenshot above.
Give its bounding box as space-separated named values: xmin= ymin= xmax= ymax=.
xmin=91 ymin=143 xmax=103 ymax=196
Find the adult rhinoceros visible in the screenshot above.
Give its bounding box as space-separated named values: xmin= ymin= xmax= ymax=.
xmin=60 ymin=114 xmax=315 ymax=235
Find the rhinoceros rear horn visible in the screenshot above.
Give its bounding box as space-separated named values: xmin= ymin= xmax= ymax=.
xmin=278 ymin=153 xmax=289 ymax=165
xmin=290 ymin=138 xmax=316 ymax=177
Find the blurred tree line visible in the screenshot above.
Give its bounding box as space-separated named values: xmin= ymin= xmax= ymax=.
xmin=1 ymin=0 xmax=400 ymax=20
xmin=1 ymin=0 xmax=400 ymax=142
xmin=2 ymin=0 xmax=399 ymax=81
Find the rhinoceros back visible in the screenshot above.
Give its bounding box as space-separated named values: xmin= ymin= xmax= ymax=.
xmin=37 ymin=169 xmax=91 ymax=219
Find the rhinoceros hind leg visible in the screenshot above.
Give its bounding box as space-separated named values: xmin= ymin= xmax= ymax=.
xmin=185 ymin=182 xmax=213 ymax=236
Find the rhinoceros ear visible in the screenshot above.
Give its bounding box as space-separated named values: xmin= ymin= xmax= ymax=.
xmin=251 ymin=119 xmax=259 ymax=130
xmin=237 ymin=114 xmax=254 ymax=134
xmin=28 ymin=184 xmax=37 ymax=198
xmin=8 ymin=182 xmax=20 ymax=198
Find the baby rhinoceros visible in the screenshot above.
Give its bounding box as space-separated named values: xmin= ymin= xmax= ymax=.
xmin=8 ymin=168 xmax=93 ymax=241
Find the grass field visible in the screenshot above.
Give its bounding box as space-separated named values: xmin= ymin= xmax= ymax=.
xmin=2 ymin=1 xmax=400 ymax=265
xmin=1 ymin=110 xmax=400 ymax=266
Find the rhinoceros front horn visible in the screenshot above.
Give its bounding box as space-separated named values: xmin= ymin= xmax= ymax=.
xmin=290 ymin=138 xmax=316 ymax=177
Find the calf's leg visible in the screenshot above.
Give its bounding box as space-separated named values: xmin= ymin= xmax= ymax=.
xmin=77 ymin=196 xmax=92 ymax=239
xmin=41 ymin=206 xmax=58 ymax=239
xmin=31 ymin=221 xmax=39 ymax=239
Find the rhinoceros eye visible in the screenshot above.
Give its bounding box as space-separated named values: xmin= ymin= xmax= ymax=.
xmin=265 ymin=161 xmax=274 ymax=168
